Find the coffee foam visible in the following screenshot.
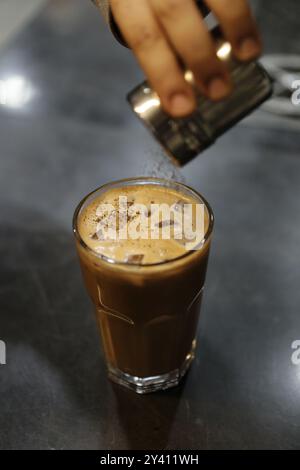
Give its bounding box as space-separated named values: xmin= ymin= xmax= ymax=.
xmin=78 ymin=184 xmax=209 ymax=265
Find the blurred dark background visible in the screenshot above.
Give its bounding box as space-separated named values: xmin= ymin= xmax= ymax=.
xmin=253 ymin=0 xmax=300 ymax=53
xmin=0 ymin=0 xmax=300 ymax=450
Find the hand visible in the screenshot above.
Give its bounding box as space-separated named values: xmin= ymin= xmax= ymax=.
xmin=110 ymin=0 xmax=262 ymax=117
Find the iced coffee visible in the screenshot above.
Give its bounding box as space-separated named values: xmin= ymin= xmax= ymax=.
xmin=73 ymin=177 xmax=214 ymax=393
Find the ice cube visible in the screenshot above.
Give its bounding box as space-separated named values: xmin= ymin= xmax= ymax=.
xmin=125 ymin=254 xmax=144 ymax=264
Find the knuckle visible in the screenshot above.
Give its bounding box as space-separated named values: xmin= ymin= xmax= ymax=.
xmin=189 ymin=51 xmax=217 ymax=70
xmin=131 ymin=26 xmax=162 ymax=51
xmin=153 ymin=70 xmax=186 ymax=95
xmin=155 ymin=0 xmax=182 ymax=18
xmin=160 ymin=77 xmax=181 ymax=93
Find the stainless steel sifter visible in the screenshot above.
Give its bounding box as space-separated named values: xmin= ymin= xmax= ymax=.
xmin=127 ymin=26 xmax=273 ymax=167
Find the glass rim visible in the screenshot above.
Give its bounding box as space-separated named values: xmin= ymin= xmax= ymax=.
xmin=72 ymin=177 xmax=214 ymax=268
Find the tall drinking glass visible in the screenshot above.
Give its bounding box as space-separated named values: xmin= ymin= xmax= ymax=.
xmin=73 ymin=177 xmax=214 ymax=394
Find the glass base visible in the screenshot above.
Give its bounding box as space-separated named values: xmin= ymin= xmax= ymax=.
xmin=107 ymin=339 xmax=196 ymax=394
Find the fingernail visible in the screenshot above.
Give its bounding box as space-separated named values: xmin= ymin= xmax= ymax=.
xmin=238 ymin=37 xmax=261 ymax=60
xmin=207 ymin=76 xmax=231 ymax=101
xmin=169 ymin=92 xmax=195 ymax=116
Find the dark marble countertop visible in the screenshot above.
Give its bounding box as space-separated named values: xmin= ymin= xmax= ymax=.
xmin=0 ymin=0 xmax=300 ymax=450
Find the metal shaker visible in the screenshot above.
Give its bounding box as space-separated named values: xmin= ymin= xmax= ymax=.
xmin=127 ymin=26 xmax=273 ymax=167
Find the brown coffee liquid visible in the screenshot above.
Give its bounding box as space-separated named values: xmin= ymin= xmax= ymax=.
xmin=75 ymin=181 xmax=212 ymax=378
